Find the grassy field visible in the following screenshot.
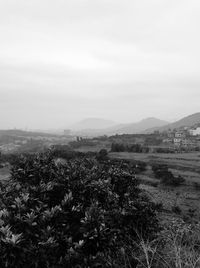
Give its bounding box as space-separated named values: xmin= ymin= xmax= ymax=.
xmin=109 ymin=152 xmax=200 ymax=220
xmin=109 ymin=152 xmax=200 ymax=176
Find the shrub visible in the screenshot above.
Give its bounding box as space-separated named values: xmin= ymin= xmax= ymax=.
xmin=193 ymin=182 xmax=200 ymax=190
xmin=172 ymin=205 xmax=182 ymax=214
xmin=152 ymin=165 xmax=185 ymax=186
xmin=96 ymin=149 xmax=108 ymax=162
xmin=152 ymin=164 xmax=168 ymax=179
xmin=187 ymin=208 xmax=196 ymax=219
xmin=161 ymin=174 xmax=185 ymax=186
xmin=0 ymin=151 xmax=159 ymax=268
xmin=135 ymin=161 xmax=147 ymax=173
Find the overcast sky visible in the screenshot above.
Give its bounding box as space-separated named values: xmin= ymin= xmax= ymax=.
xmin=0 ymin=0 xmax=200 ymax=129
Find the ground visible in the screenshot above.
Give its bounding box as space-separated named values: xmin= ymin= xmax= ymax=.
xmin=109 ymin=152 xmax=200 ymax=220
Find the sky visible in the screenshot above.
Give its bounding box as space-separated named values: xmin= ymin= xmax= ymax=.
xmin=0 ymin=0 xmax=200 ymax=129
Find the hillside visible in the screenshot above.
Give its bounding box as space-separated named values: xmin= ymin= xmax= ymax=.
xmin=146 ymin=112 xmax=200 ymax=133
xmin=0 ymin=129 xmax=59 ymax=137
xmin=112 ymin=117 xmax=168 ymax=134
xmin=71 ymin=117 xmax=169 ymax=136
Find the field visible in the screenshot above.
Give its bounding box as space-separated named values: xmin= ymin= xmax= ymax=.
xmin=109 ymin=152 xmax=200 ymax=180
xmin=1 ymin=149 xmax=200 ymax=219
xmin=109 ymin=152 xmax=200 ymax=220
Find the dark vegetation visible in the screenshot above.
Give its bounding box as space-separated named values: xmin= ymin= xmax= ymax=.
xmin=0 ymin=152 xmax=20 ymax=166
xmin=111 ymin=143 xmax=149 ymax=153
xmin=70 ymin=133 xmax=200 ymax=154
xmin=69 ymin=134 xmax=163 ymax=152
xmin=0 ymin=150 xmax=160 ymax=268
xmin=0 ymin=140 xmax=200 ymax=267
xmin=110 ymin=142 xmax=185 ymax=154
xmin=152 ymin=164 xmax=185 ymax=186
xmin=69 ymin=137 xmax=98 ymax=149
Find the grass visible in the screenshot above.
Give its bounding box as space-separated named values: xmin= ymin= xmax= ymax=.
xmin=109 ymin=152 xmax=200 ymax=174
xmin=109 ymin=151 xmax=200 ymax=220
xmin=121 ymin=220 xmax=200 ymax=268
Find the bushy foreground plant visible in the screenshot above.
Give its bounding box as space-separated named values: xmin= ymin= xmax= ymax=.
xmin=0 ymin=151 xmax=159 ymax=267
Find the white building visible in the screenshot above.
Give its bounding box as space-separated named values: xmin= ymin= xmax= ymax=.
xmin=189 ymin=127 xmax=200 ymax=136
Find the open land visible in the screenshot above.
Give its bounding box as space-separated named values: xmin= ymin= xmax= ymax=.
xmin=109 ymin=152 xmax=200 ymax=220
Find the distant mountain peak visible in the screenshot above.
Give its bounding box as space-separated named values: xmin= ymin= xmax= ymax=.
xmin=140 ymin=117 xmax=163 ymax=122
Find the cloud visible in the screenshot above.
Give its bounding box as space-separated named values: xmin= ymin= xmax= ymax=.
xmin=0 ymin=0 xmax=200 ymax=128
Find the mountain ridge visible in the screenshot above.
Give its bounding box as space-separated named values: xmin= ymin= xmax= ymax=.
xmin=145 ymin=112 xmax=200 ymax=133
xmin=70 ymin=117 xmax=169 ymax=136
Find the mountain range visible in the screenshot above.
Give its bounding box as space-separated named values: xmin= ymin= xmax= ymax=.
xmin=70 ymin=113 xmax=200 ymax=136
xmin=70 ymin=117 xmax=168 ymax=136
xmin=146 ymin=112 xmax=200 ymax=133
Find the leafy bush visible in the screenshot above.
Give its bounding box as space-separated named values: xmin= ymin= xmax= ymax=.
xmin=152 ymin=164 xmax=169 ymax=179
xmin=135 ymin=161 xmax=147 ymax=173
xmin=171 ymin=205 xmax=182 ymax=214
xmin=111 ymin=143 xmax=149 ymax=153
xmin=161 ymin=174 xmax=185 ymax=186
xmin=0 ymin=151 xmax=159 ymax=267
xmin=69 ymin=139 xmax=98 ymax=149
xmin=152 ymin=165 xmax=185 ymax=186
xmin=193 ymin=182 xmax=200 ymax=190
xmin=95 ymin=149 xmax=108 ymax=162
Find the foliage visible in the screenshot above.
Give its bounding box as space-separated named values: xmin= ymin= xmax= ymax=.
xmin=155 ymin=147 xmax=175 ymax=153
xmin=69 ymin=138 xmax=98 ymax=149
xmin=135 ymin=161 xmax=147 ymax=173
xmin=0 ymin=153 xmax=20 ymax=166
xmin=152 ymin=165 xmax=185 ymax=186
xmin=0 ymin=151 xmax=159 ymax=267
xmin=171 ymin=205 xmax=182 ymax=215
xmin=192 ymin=182 xmax=200 ymax=190
xmin=95 ymin=149 xmax=108 ymax=162
xmin=111 ymin=143 xmax=149 ymax=153
xmin=144 ymin=137 xmax=162 ymax=146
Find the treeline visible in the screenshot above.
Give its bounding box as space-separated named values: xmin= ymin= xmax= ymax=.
xmin=110 ymin=142 xmax=192 ymax=154
xmin=111 ymin=142 xmax=149 ymax=153
xmin=69 ymin=137 xmax=98 ymax=149
xmin=51 ymin=144 xmax=97 ymax=159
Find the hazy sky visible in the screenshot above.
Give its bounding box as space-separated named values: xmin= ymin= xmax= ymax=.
xmin=0 ymin=0 xmax=200 ymax=129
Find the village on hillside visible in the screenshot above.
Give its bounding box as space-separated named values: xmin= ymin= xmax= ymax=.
xmin=162 ymin=125 xmax=200 ymax=149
